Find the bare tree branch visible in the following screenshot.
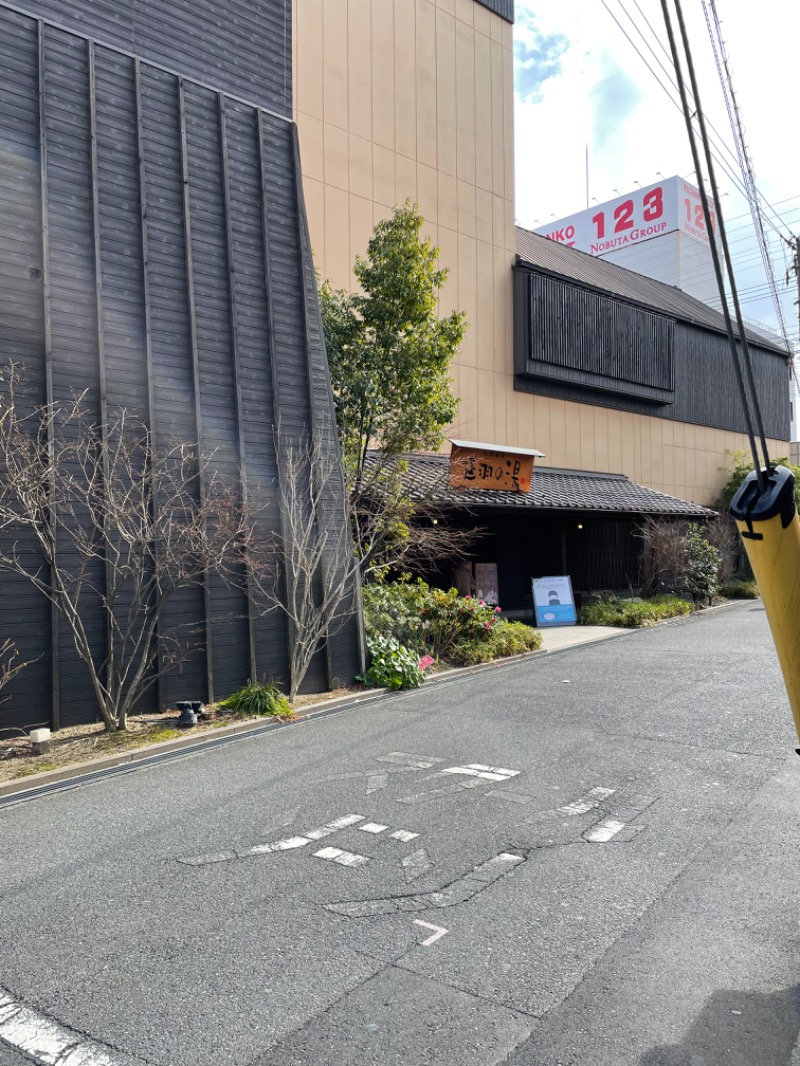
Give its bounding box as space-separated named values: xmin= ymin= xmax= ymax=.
xmin=250 ymin=434 xmax=360 ymax=702
xmin=0 ymin=365 xmax=253 ymax=731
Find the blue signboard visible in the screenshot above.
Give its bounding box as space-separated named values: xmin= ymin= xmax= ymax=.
xmin=532 ymin=576 xmax=577 ymax=627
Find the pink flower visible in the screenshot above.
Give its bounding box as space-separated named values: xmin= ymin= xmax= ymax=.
xmin=465 ymin=595 xmax=472 ymax=600
xmin=479 ymin=599 xmax=485 ymax=606
xmin=495 ymin=606 xmax=501 ymax=613
xmin=483 ymin=621 xmax=491 ymax=630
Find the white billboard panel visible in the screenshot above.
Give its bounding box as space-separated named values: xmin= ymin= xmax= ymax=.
xmin=533 ymin=176 xmax=716 ymax=257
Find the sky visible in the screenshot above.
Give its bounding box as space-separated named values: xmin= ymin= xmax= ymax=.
xmin=513 ymin=0 xmax=800 ymax=347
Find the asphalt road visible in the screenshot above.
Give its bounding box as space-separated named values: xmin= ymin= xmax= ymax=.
xmin=1 ymin=603 xmax=799 ymax=1066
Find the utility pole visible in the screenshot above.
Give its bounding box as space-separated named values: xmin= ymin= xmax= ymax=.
xmin=788 ymin=235 xmax=800 ymax=326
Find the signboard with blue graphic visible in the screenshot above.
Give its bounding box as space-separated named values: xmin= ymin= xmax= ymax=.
xmin=532 ymin=576 xmax=577 ymax=627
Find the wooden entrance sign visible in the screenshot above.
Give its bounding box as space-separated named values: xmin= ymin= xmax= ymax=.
xmin=448 ymin=440 xmax=542 ymax=493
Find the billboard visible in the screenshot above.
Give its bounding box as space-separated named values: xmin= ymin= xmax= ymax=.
xmin=533 ymin=176 xmax=716 ymax=257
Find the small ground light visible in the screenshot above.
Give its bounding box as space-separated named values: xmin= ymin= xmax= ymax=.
xmin=577 ymin=523 xmax=584 ymax=529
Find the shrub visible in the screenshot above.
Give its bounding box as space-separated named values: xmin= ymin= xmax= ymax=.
xmin=682 ymin=524 xmax=719 ymax=605
xmin=362 ymin=578 xmax=501 ymax=661
xmin=362 ymin=578 xmax=539 ymax=669
xmin=359 ymin=635 xmax=424 ymax=690
xmin=361 ymin=578 xmax=431 ymax=655
xmin=424 ymin=588 xmax=501 ymax=661
xmin=219 ymin=680 xmax=292 ymax=718
xmin=718 ymin=579 xmax=759 ymax=599
xmin=451 ymin=620 xmax=542 ymax=665
xmin=579 ymin=594 xmax=693 ymax=628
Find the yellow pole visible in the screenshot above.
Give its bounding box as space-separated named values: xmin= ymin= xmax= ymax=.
xmin=730 ymin=466 xmax=800 ymax=746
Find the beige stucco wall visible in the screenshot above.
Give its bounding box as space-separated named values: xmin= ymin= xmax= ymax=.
xmin=293 ymin=0 xmax=787 ymax=507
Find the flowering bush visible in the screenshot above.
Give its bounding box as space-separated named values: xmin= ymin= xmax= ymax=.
xmin=361 ymin=578 xmax=539 ymax=667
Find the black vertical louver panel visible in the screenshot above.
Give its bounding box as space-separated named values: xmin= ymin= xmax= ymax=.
xmin=259 ymin=114 xmax=328 ymax=692
xmin=139 ymin=65 xmax=206 ymax=706
xmin=293 ymin=130 xmax=363 ymax=687
xmin=0 ymin=4 xmax=363 ymax=727
xmin=43 ymin=28 xmax=107 ymax=725
xmin=224 ymin=100 xmax=291 ymax=687
xmin=183 ymin=82 xmax=250 ymax=698
xmin=13 ymin=0 xmax=292 ymax=115
xmin=93 ymin=47 xmax=149 ymax=420
xmin=514 ymin=264 xmax=789 ymax=439
xmin=0 ymin=8 xmax=50 ymax=728
xmin=524 ymin=272 xmax=675 ymax=404
xmin=476 ymin=0 xmax=514 ymax=22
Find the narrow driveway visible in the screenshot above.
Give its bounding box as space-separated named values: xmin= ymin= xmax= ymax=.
xmin=1 ymin=603 xmax=798 ymax=1066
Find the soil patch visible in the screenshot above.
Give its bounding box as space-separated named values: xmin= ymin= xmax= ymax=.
xmin=0 ymin=686 xmax=365 ymax=785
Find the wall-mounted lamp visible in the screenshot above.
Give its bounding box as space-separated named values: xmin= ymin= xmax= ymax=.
xmin=576 ymin=523 xmax=584 ymax=530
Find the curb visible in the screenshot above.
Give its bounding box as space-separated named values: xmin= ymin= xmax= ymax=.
xmin=0 ymin=686 xmax=389 ymax=803
xmin=0 ymin=601 xmax=752 ymax=803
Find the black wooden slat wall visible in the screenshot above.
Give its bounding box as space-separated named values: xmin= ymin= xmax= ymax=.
xmin=12 ymin=0 xmax=292 ymax=117
xmin=476 ymin=0 xmax=514 ymax=23
xmin=0 ymin=3 xmax=361 ymax=729
xmin=514 ymin=266 xmax=790 ymax=441
xmin=0 ymin=10 xmax=51 ymax=727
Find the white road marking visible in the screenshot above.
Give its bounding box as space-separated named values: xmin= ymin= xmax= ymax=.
xmin=413 ymin=920 xmax=449 ymax=946
xmin=583 ymin=818 xmax=627 ymax=843
xmin=440 ymin=764 xmax=520 ymax=782
xmin=248 ymin=836 xmax=309 ymax=855
xmin=0 ymin=990 xmax=119 ymax=1066
xmin=378 ymin=752 xmax=443 ymax=768
xmin=359 ymin=823 xmax=388 ymax=834
xmin=402 ymin=848 xmax=433 ymax=881
xmin=305 ymin=814 xmax=366 ymax=840
xmin=328 ymin=850 xmax=526 ymax=917
xmin=398 ymin=778 xmax=485 ymax=804
xmin=390 ymin=830 xmax=419 ymax=842
xmin=365 ymin=773 xmax=388 ymax=794
xmin=559 ymin=787 xmax=616 ymax=816
xmin=314 ymin=846 xmax=369 ymax=868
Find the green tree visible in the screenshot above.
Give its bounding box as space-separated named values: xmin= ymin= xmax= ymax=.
xmin=682 ymin=524 xmax=720 ymax=605
xmin=717 ymin=450 xmax=800 ymax=511
xmin=321 ymin=202 xmax=471 ymax=574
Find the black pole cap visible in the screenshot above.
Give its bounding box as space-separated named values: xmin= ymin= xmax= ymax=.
xmin=730 ymin=466 xmax=796 ymax=538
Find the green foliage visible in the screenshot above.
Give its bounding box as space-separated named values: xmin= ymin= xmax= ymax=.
xmin=682 ymin=523 xmax=720 ymax=604
xmin=452 ymin=620 xmax=543 ymax=665
xmin=718 ymin=579 xmax=759 ymax=599
xmin=218 ymin=680 xmax=292 ymax=719
xmin=322 ymin=202 xmax=465 ymax=466
xmin=361 ymin=578 xmax=431 ymax=655
xmin=718 ymin=450 xmax=800 ymax=511
xmin=579 ymin=594 xmax=693 ymax=628
xmin=359 ymin=635 xmax=424 ymax=690
xmin=361 ymin=577 xmax=540 ymax=667
xmin=321 ymin=204 xmax=467 ymax=573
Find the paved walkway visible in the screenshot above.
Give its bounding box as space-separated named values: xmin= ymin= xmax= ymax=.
xmin=538 ymin=623 xmax=629 ymax=653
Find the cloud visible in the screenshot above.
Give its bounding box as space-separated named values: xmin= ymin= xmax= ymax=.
xmin=589 ymin=62 xmax=644 ymax=154
xmin=513 ymin=10 xmax=569 ymax=103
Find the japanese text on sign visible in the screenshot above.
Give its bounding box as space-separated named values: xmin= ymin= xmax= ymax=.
xmin=449 ymin=446 xmax=533 ymax=492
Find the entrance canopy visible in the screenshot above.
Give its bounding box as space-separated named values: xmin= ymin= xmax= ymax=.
xmin=370 ymin=452 xmax=715 ymax=519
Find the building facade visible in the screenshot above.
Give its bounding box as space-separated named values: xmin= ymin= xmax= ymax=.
xmin=294 ymin=0 xmax=790 ymax=506
xmin=0 ymin=0 xmax=361 ymax=728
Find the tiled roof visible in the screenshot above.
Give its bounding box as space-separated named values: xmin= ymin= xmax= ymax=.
xmin=366 ymin=451 xmax=715 ymax=518
xmin=515 ymin=228 xmax=788 ymax=357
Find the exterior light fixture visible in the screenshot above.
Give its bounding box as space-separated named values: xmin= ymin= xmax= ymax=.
xmin=576 ymin=523 xmax=584 ymax=529
xmin=177 ymin=700 xmax=203 ymax=727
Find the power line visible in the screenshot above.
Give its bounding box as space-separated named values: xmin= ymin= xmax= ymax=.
xmin=702 ymin=0 xmax=795 ymax=369
xmin=602 ymin=0 xmax=792 ymax=238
